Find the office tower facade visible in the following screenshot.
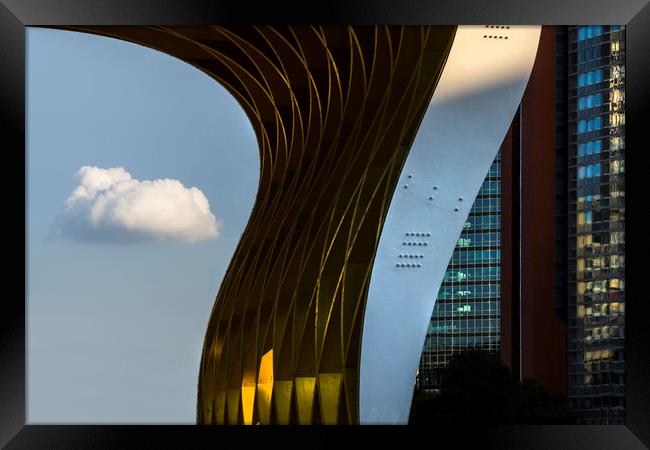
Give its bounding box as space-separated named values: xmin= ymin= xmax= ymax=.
xmin=567 ymin=25 xmax=625 ymax=424
xmin=419 ymin=29 xmax=628 ymax=422
xmin=418 ymin=152 xmax=501 ymax=389
xmin=417 ymin=154 xmax=502 ymax=389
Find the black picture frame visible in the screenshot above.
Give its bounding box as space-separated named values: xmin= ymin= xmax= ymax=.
xmin=2 ymin=1 xmax=648 ymax=448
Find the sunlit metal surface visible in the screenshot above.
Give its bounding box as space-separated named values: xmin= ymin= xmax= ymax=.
xmin=360 ymin=25 xmax=541 ymax=424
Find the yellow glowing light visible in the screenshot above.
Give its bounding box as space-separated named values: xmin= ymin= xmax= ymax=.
xmin=256 ymin=349 xmax=274 ymax=424
xmin=241 ymin=385 xmax=256 ymax=425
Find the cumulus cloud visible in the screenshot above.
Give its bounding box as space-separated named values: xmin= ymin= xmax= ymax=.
xmin=55 ymin=166 xmax=221 ymax=243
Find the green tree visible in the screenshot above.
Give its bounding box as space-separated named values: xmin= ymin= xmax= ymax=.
xmin=410 ymin=350 xmax=575 ymax=425
xmin=509 ymin=378 xmax=576 ymax=424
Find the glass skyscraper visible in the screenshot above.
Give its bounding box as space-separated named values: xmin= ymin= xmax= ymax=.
xmin=567 ymin=25 xmax=625 ymax=424
xmin=418 ymin=153 xmax=502 ymax=389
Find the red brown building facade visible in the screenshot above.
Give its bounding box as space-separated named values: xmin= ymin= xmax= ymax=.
xmin=500 ymin=26 xmax=568 ymax=395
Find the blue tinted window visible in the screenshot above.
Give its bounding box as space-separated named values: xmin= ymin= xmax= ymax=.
xmin=578 ymin=27 xmax=587 ymax=40
xmin=578 ymin=70 xmax=603 ymax=87
xmin=580 ymin=25 xmax=603 ymax=40
xmin=578 ymin=120 xmax=586 ymax=133
xmin=577 ymin=26 xmax=603 ymax=41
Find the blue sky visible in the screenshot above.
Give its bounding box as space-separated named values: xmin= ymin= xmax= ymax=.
xmin=27 ymin=27 xmax=259 ymax=423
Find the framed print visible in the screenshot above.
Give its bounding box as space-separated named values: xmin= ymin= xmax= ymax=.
xmin=2 ymin=0 xmax=648 ymax=448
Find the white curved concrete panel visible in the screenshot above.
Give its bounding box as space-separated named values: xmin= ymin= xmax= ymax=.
xmin=359 ymin=25 xmax=541 ymax=424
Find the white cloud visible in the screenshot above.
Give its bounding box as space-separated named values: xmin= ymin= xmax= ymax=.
xmin=57 ymin=166 xmax=220 ymax=243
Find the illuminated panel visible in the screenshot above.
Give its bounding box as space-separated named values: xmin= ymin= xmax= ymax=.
xmin=295 ymin=376 xmax=317 ymax=425
xmin=256 ymin=349 xmax=274 ymax=424
xmin=273 ymin=380 xmax=293 ymax=425
xmin=318 ymin=373 xmax=344 ymax=424
xmin=360 ymin=25 xmax=541 ymax=424
xmin=241 ymin=384 xmax=256 ymax=425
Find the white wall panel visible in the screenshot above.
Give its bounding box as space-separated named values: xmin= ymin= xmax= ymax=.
xmin=359 ymin=25 xmax=541 ymax=424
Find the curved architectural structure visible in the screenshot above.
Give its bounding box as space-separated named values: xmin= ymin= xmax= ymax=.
xmin=57 ymin=25 xmax=540 ymax=424
xmin=360 ymin=25 xmax=541 ymax=424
